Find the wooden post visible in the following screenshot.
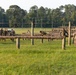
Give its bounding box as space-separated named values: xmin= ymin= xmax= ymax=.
xmin=74 ymin=34 xmax=76 ymax=45
xmin=61 ymin=27 xmax=66 ymax=50
xmin=48 ymin=39 xmax=50 ymax=42
xmin=72 ymin=37 xmax=74 ymax=44
xmin=68 ymin=21 xmax=71 ymax=46
xmin=16 ymin=38 xmax=20 ymax=49
xmin=41 ymin=38 xmax=43 ymax=43
xmin=62 ymin=37 xmax=65 ymax=50
xmin=31 ymin=22 xmax=34 ymax=45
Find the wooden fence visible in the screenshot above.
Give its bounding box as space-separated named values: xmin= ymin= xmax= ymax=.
xmin=0 ymin=36 xmax=65 ymax=50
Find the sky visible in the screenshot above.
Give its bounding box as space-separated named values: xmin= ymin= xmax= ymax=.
xmin=0 ymin=0 xmax=76 ymax=11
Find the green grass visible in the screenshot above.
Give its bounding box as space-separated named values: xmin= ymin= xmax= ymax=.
xmin=13 ymin=28 xmax=51 ymax=34
xmin=0 ymin=28 xmax=76 ymax=75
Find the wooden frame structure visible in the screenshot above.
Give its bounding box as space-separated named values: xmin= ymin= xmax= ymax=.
xmin=0 ymin=36 xmax=65 ymax=50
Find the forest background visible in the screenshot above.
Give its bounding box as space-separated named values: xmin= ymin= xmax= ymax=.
xmin=0 ymin=4 xmax=76 ymax=28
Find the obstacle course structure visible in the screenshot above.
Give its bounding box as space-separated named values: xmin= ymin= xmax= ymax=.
xmin=0 ymin=21 xmax=76 ymax=50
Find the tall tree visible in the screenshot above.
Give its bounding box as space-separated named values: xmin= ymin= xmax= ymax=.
xmin=64 ymin=4 xmax=76 ymax=24
xmin=51 ymin=8 xmax=62 ymax=27
xmin=29 ymin=5 xmax=38 ymax=19
xmin=0 ymin=7 xmax=8 ymax=27
xmin=6 ymin=5 xmax=27 ymax=27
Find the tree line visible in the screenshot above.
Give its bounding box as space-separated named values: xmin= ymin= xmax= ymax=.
xmin=0 ymin=4 xmax=76 ymax=28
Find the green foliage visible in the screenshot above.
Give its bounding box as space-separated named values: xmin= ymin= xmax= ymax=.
xmin=0 ymin=7 xmax=8 ymax=27
xmin=6 ymin=5 xmax=27 ymax=27
xmin=0 ymin=39 xmax=76 ymax=75
xmin=1 ymin=4 xmax=76 ymax=27
xmin=0 ymin=28 xmax=75 ymax=75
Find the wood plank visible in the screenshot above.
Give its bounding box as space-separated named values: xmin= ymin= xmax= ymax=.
xmin=0 ymin=36 xmax=64 ymax=39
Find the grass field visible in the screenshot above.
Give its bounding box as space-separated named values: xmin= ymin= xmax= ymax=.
xmin=14 ymin=28 xmax=51 ymax=34
xmin=0 ymin=28 xmax=76 ymax=75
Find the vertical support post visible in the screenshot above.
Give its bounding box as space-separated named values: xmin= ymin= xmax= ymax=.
xmin=68 ymin=21 xmax=71 ymax=46
xmin=48 ymin=39 xmax=50 ymax=42
xmin=74 ymin=34 xmax=76 ymax=45
xmin=62 ymin=37 xmax=65 ymax=50
xmin=40 ymin=35 xmax=43 ymax=43
xmin=41 ymin=38 xmax=43 ymax=43
xmin=72 ymin=37 xmax=74 ymax=44
xmin=31 ymin=22 xmax=34 ymax=45
xmin=40 ymin=19 xmax=44 ymax=43
xmin=16 ymin=38 xmax=20 ymax=49
xmin=72 ymin=32 xmax=75 ymax=44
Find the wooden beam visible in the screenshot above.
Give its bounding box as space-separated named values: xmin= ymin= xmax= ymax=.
xmin=0 ymin=36 xmax=64 ymax=39
xmin=0 ymin=36 xmax=65 ymax=49
xmin=31 ymin=22 xmax=34 ymax=45
xmin=68 ymin=21 xmax=71 ymax=46
xmin=16 ymin=38 xmax=20 ymax=49
xmin=62 ymin=37 xmax=66 ymax=50
xmin=41 ymin=38 xmax=43 ymax=43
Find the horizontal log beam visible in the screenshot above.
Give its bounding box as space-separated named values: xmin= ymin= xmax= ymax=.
xmin=0 ymin=36 xmax=64 ymax=39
